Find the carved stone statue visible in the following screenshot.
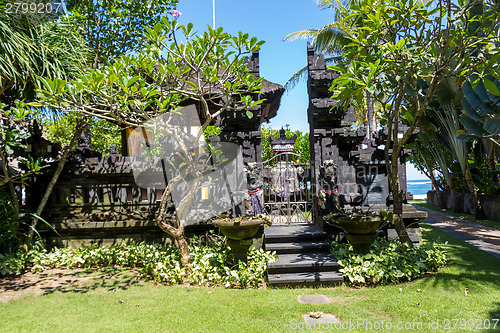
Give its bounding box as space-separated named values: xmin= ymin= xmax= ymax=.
xmin=244 ymin=162 xmax=264 ymax=215
xmin=319 ymin=160 xmax=340 ymax=213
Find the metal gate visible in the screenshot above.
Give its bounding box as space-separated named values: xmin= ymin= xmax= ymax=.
xmin=262 ymin=152 xmax=313 ymax=224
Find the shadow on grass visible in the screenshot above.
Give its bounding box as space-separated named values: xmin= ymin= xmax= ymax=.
xmin=487 ymin=303 xmax=500 ymax=332
xmin=0 ymin=267 xmax=147 ymax=300
xmin=421 ymin=224 xmax=500 ymax=290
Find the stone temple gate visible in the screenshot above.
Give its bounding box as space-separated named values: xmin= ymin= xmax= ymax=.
xmin=34 ymin=47 xmax=424 ymax=247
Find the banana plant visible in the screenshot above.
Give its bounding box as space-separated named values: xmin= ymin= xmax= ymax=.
xmin=461 ymin=77 xmax=500 ymax=187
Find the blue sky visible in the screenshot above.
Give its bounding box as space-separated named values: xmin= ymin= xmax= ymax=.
xmin=176 ymin=0 xmax=429 ymax=180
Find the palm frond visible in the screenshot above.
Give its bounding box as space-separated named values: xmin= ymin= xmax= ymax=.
xmin=284 ymin=66 xmax=308 ymax=92
xmin=313 ymin=26 xmax=350 ymax=54
xmin=437 ymin=106 xmax=468 ymax=171
xmin=317 ymin=0 xmax=353 ymax=21
xmin=285 ymin=57 xmax=340 ymax=92
xmin=0 ymin=14 xmax=89 ymax=101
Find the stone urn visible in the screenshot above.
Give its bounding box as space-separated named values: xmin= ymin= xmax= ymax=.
xmin=325 ymin=213 xmax=387 ymax=254
xmin=212 ymin=218 xmax=264 ymax=241
xmin=213 ymin=216 xmax=269 ymax=262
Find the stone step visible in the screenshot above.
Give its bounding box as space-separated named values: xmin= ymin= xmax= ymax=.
xmin=265 ymin=241 xmax=330 ymax=254
xmin=268 ymin=253 xmax=339 ymax=274
xmin=264 ymin=224 xmax=327 ymax=243
xmin=268 ymin=271 xmax=344 ymax=286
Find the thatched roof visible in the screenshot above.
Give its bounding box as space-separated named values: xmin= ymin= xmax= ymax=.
xmin=260 ymin=79 xmax=284 ymax=124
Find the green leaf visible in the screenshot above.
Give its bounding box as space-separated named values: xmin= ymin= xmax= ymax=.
xmin=483 ymin=78 xmax=500 ymax=96
xmin=403 ymin=111 xmax=414 ymax=123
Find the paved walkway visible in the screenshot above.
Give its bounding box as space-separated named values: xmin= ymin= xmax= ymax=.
xmin=414 ymin=205 xmax=500 ymax=260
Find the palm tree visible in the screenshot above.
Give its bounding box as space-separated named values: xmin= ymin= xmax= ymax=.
xmin=0 ymin=8 xmax=90 ymax=240
xmin=0 ymin=13 xmax=89 ymax=104
xmin=284 ymin=0 xmax=377 ymax=139
xmin=436 ymin=106 xmax=488 ymax=219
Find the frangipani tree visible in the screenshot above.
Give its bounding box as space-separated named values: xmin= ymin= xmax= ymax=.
xmin=329 ymin=0 xmax=500 ymax=244
xmin=37 ymin=19 xmax=265 ymax=267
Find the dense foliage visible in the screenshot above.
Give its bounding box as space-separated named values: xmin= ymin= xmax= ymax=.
xmin=0 ymin=241 xmax=278 ymax=289
xmin=331 ymin=238 xmax=447 ymax=286
xmin=66 ymin=0 xmax=179 ymax=67
xmin=329 ymin=0 xmax=500 ymax=230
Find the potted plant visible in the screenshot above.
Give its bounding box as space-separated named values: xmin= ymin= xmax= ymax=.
xmin=212 ymin=214 xmax=271 ymax=262
xmin=213 ymin=213 xmax=271 ymax=241
xmin=324 ymin=209 xmax=391 ymax=254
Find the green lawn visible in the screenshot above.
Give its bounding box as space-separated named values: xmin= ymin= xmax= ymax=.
xmin=1 ymin=225 xmax=500 ymax=332
xmin=413 ymin=201 xmax=500 ymax=231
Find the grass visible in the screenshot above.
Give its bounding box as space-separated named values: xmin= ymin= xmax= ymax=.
xmin=1 ymin=226 xmax=500 ymax=332
xmin=413 ymin=201 xmax=500 ymax=231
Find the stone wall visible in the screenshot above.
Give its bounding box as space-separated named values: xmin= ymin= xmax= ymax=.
xmin=427 ymin=190 xmax=500 ymax=221
xmin=34 ymin=155 xmax=218 ymax=248
xmin=306 ymin=44 xmax=423 ymax=227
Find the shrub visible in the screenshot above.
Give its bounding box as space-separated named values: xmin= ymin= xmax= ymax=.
xmin=0 ymin=241 xmax=278 ymax=289
xmin=331 ymin=238 xmax=447 ymax=286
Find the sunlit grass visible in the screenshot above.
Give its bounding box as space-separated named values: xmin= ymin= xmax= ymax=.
xmin=1 ymin=225 xmax=499 ymax=332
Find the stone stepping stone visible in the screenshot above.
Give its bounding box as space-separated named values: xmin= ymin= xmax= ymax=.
xmin=297 ymin=294 xmax=332 ymax=304
xmin=302 ymin=313 xmax=340 ymax=324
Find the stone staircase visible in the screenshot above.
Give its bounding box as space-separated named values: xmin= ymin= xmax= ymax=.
xmin=265 ymin=224 xmax=343 ymax=286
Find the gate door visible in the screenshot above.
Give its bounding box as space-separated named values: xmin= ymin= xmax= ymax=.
xmin=262 ymin=152 xmax=312 ymax=224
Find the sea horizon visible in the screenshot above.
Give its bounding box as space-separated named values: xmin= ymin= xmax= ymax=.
xmin=407 ymin=179 xmax=432 ymax=197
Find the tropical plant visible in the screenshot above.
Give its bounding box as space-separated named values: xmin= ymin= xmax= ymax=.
xmin=0 ymin=185 xmax=56 ymax=255
xmin=436 ymin=106 xmax=487 ymax=218
xmin=328 ymin=0 xmax=500 ymax=245
xmin=331 ymin=238 xmax=447 ymax=286
xmin=0 ymin=7 xmax=89 ymax=103
xmin=0 ymin=2 xmax=92 ymax=246
xmin=43 ymin=113 xmax=122 ymax=156
xmin=2 ymin=240 xmax=278 ymax=289
xmin=461 ymin=78 xmax=500 ymax=187
xmin=0 ymin=100 xmax=52 ymax=250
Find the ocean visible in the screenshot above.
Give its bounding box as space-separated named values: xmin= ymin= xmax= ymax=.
xmin=407 ymin=179 xmax=432 ymax=196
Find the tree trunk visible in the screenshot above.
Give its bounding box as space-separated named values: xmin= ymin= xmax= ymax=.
xmin=366 ymin=92 xmax=376 ymax=141
xmin=156 ymin=185 xmax=191 ymax=269
xmin=488 ymin=141 xmax=499 ymax=186
xmin=464 ymin=163 xmax=487 ymax=220
xmin=27 ymin=124 xmax=85 ymax=239
xmin=176 ymin=229 xmax=191 ymax=268
xmin=157 ymin=217 xmax=191 ymax=269
xmin=388 ymin=162 xmax=410 ymax=248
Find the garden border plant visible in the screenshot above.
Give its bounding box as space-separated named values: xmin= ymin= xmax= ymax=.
xmin=0 ymin=240 xmax=278 ymax=289
xmin=330 ymin=237 xmax=448 ymax=286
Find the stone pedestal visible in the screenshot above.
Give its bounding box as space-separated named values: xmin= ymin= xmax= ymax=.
xmin=227 ymin=238 xmax=254 ymax=263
